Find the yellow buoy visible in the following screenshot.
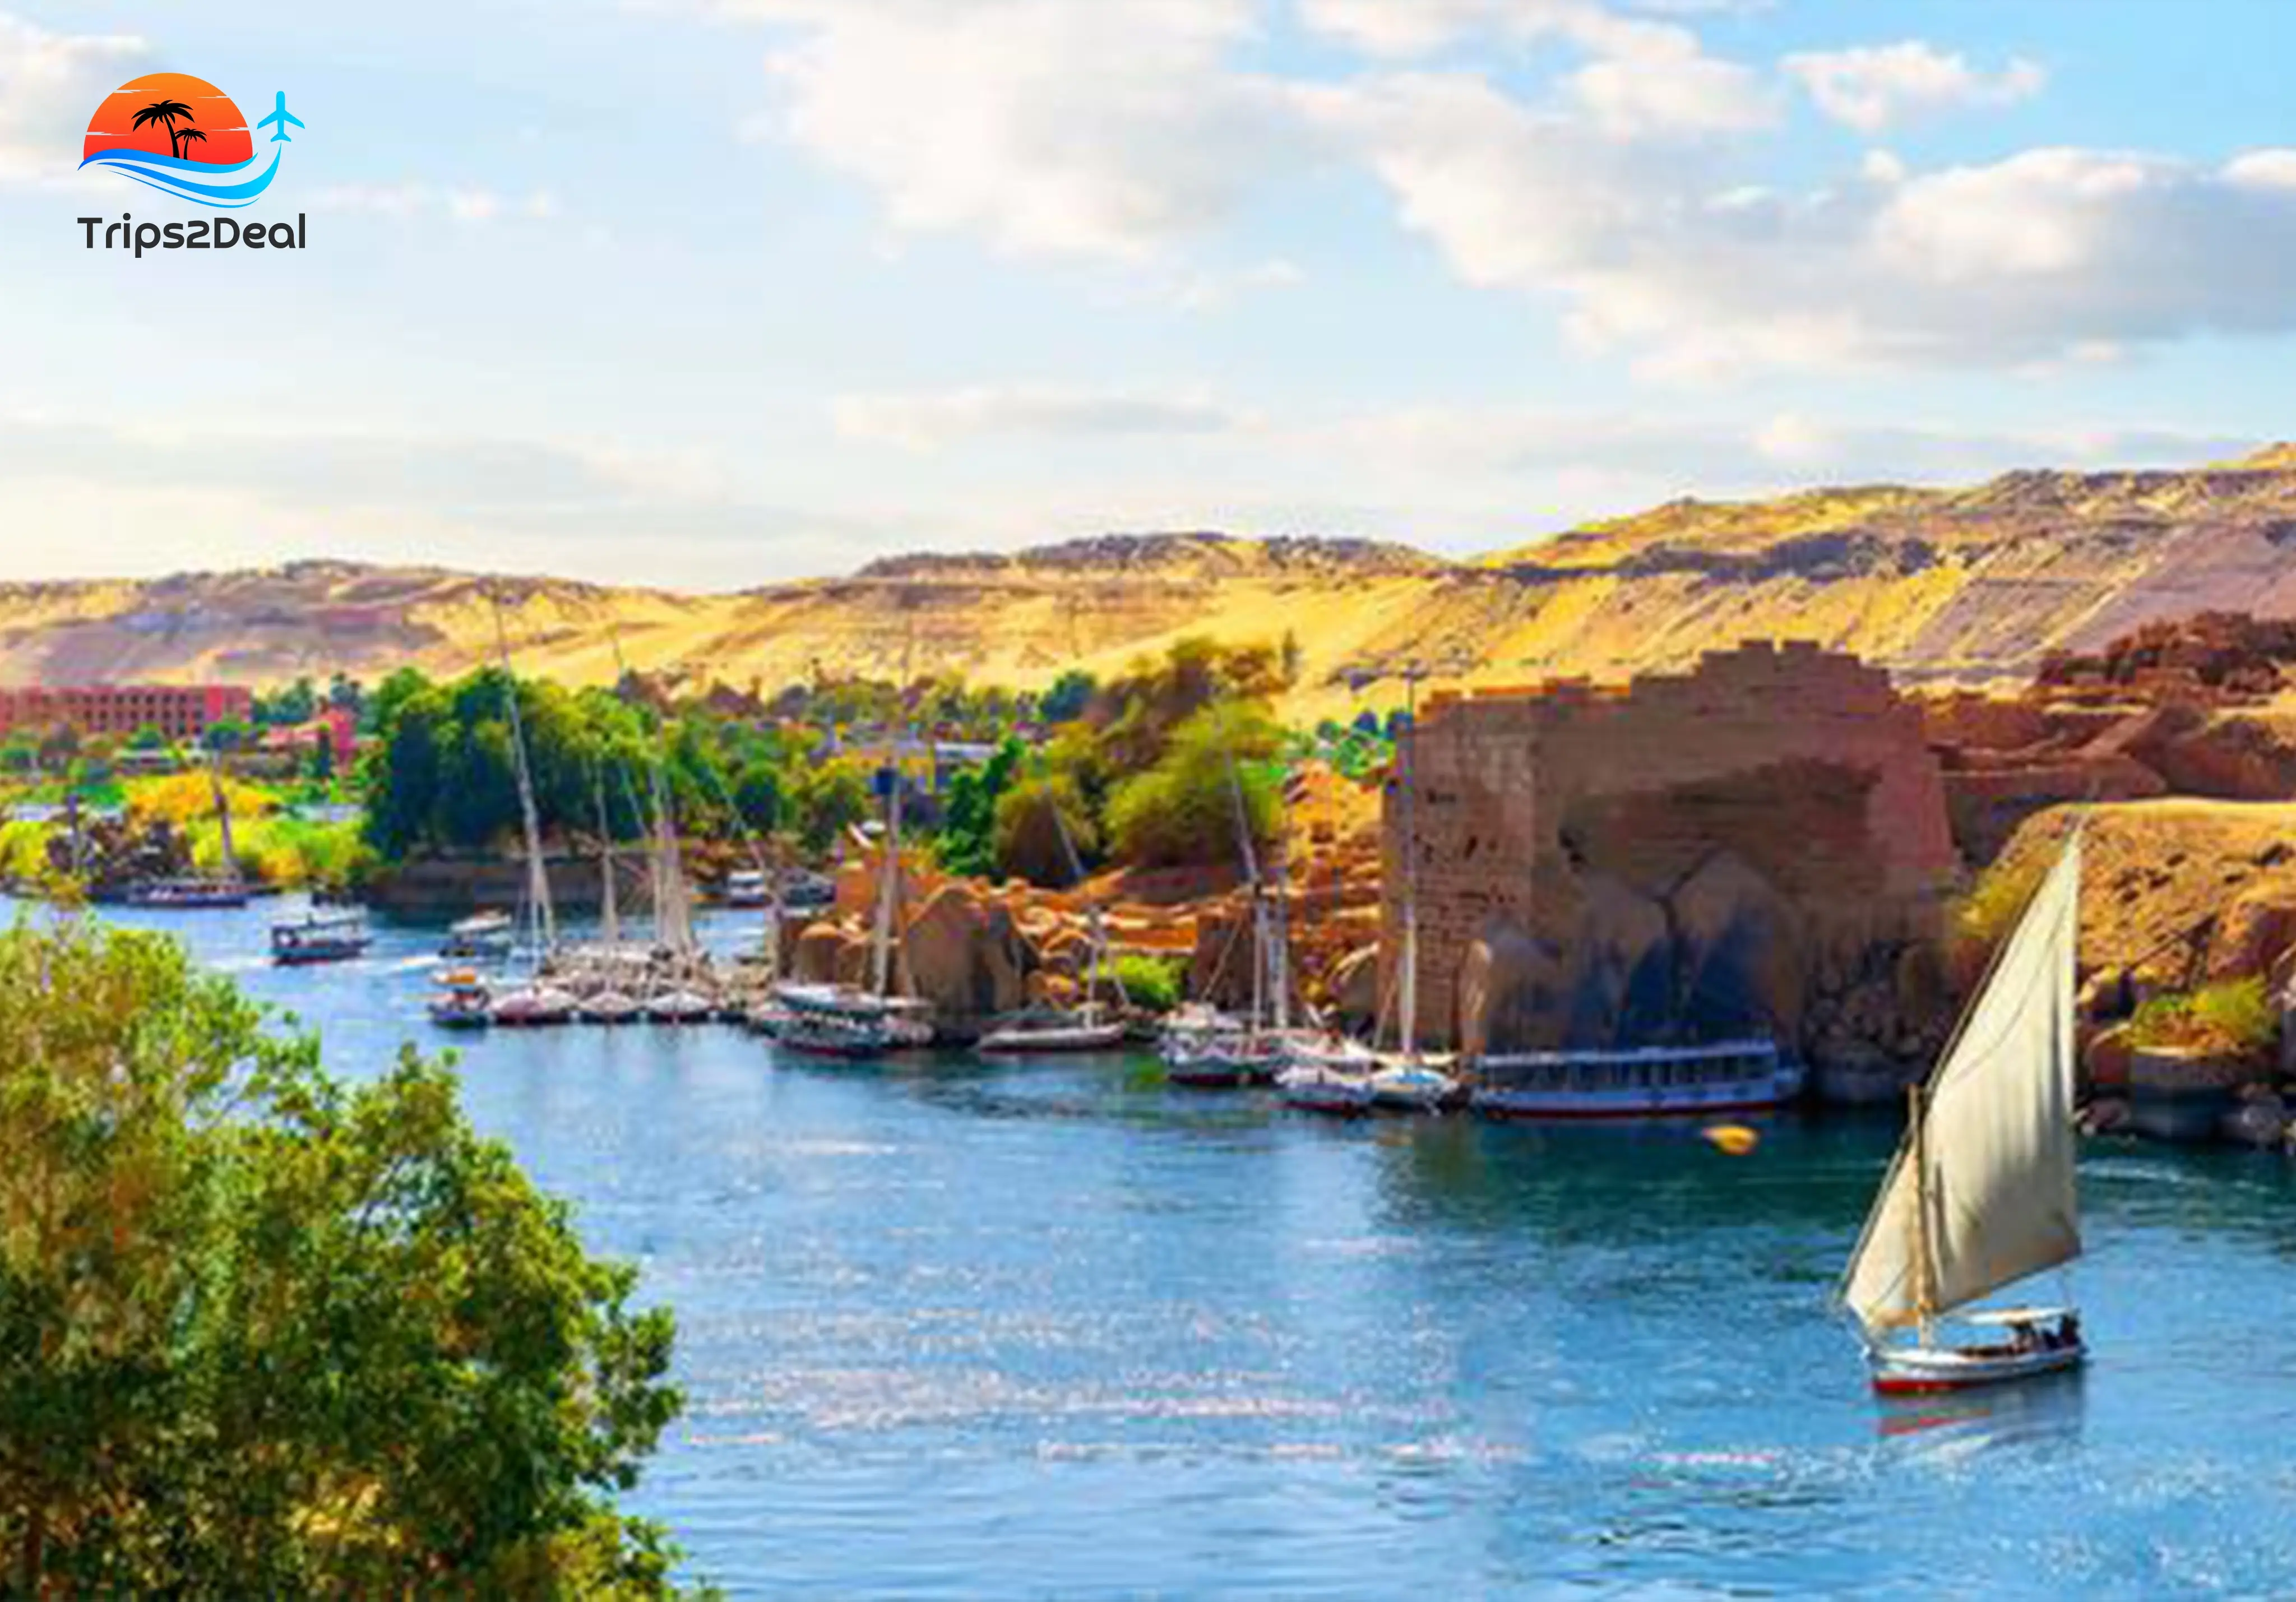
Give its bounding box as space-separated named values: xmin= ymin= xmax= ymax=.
xmin=1702 ymin=1123 xmax=1760 ymax=1157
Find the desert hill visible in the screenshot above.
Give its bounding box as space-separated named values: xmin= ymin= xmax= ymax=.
xmin=6 ymin=448 xmax=2296 ymax=716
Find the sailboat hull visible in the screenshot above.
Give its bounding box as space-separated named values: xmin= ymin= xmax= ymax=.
xmin=1869 ymin=1337 xmax=2085 ymax=1395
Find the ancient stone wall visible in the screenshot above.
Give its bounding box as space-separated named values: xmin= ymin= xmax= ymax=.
xmin=1380 ymin=641 xmax=1957 ymax=1055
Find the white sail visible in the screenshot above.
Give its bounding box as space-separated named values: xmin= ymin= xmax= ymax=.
xmin=1843 ymin=833 xmax=2083 ymax=1334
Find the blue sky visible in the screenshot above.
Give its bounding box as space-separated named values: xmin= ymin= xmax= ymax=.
xmin=3 ymin=0 xmax=2293 ymax=588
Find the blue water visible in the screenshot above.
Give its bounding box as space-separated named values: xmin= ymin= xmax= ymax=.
xmin=42 ymin=896 xmax=2296 ymax=1597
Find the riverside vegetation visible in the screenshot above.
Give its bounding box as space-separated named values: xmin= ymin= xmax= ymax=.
xmin=0 ymin=915 xmax=702 ymax=1597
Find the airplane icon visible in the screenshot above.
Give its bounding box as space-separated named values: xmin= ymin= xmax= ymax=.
xmin=255 ymin=92 xmax=305 ymax=143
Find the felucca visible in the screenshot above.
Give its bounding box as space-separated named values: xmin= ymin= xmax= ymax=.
xmin=1840 ymin=827 xmax=2086 ymax=1395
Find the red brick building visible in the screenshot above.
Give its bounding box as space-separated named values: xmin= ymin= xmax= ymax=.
xmin=0 ymin=683 xmax=253 ymax=743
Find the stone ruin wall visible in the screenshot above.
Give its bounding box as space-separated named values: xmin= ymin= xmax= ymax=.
xmin=1379 ymin=641 xmax=1959 ymax=1055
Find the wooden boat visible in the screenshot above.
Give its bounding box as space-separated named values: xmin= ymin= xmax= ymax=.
xmin=576 ymin=989 xmax=642 ymax=1025
xmin=1276 ymin=1044 xmax=1378 ymax=1115
xmin=1840 ymin=827 xmax=2087 ymax=1395
xmin=1470 ymin=1040 xmax=1800 ymax=1120
xmin=490 ymin=983 xmax=578 ymax=1026
xmin=270 ymin=907 xmax=372 ymax=965
xmin=427 ymin=969 xmax=493 ymax=1030
xmin=644 ymin=988 xmax=716 ymax=1025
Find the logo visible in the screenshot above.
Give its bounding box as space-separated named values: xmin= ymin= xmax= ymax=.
xmin=80 ymin=72 xmax=302 ymax=209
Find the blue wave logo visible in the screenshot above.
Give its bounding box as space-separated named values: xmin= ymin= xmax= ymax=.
xmin=81 ymin=73 xmax=303 ymax=210
xmin=79 ymin=147 xmax=283 ymax=209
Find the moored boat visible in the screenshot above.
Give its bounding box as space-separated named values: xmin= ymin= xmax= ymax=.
xmin=976 ymin=1008 xmax=1128 ymax=1054
xmin=644 ymin=987 xmax=716 ymax=1025
xmin=576 ymin=989 xmax=642 ymax=1025
xmin=427 ymin=969 xmax=493 ymax=1030
xmin=1840 ymin=825 xmax=2089 ymax=1395
xmin=1470 ymin=1040 xmax=1800 ymax=1121
xmin=490 ymin=983 xmax=578 ymax=1026
xmin=121 ymin=876 xmax=251 ymax=910
xmin=1368 ymin=1057 xmax=1465 ymax=1113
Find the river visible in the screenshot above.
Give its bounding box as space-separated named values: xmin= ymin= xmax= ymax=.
xmin=40 ymin=895 xmax=2296 ymax=1597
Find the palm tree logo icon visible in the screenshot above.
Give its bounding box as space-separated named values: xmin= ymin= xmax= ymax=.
xmin=131 ymin=98 xmax=197 ymax=159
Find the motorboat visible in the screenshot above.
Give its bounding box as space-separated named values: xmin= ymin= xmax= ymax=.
xmin=442 ymin=910 xmax=516 ymax=960
xmin=976 ymin=1008 xmax=1128 ymax=1054
xmin=1470 ymin=1040 xmax=1800 ymax=1120
xmin=270 ymin=906 xmax=372 ymax=966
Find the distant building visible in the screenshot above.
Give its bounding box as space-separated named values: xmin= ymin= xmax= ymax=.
xmin=0 ymin=683 xmax=253 ymax=743
xmin=257 ymin=706 xmax=359 ymax=767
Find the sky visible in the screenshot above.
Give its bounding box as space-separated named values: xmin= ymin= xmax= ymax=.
xmin=2 ymin=0 xmax=2293 ymax=590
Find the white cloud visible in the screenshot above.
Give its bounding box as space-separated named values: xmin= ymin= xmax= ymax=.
xmin=311 ymin=182 xmax=553 ymax=224
xmin=0 ymin=11 xmax=148 ymax=184
xmin=735 ymin=0 xmax=1303 ymax=260
xmin=833 ymin=385 xmax=1242 ymax=449
xmin=1785 ymin=40 xmax=2044 ymax=134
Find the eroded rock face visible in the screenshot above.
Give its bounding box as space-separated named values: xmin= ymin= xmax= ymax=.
xmin=1454 ymin=917 xmax=1567 ymax=1056
xmin=901 ymin=883 xmax=1034 ymax=1032
xmin=793 ymin=923 xmax=868 ymax=986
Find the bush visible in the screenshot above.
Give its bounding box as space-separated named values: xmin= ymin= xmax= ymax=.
xmin=992 ymin=771 xmax=1096 ymax=887
xmin=2128 ymin=976 xmax=2279 ymax=1058
xmin=1112 ymin=952 xmax=1183 ymax=1014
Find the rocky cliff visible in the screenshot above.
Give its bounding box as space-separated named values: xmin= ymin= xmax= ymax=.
xmin=6 ymin=448 xmax=2296 ymax=714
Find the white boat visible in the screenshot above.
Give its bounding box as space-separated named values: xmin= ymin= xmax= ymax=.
xmin=772 ymin=983 xmax=934 ymax=1058
xmin=1368 ymin=1058 xmax=1464 ymax=1113
xmin=442 ymin=909 xmax=516 ymax=960
xmin=722 ymin=868 xmax=771 ymax=908
xmin=270 ymin=906 xmax=372 ymax=965
xmin=576 ymin=989 xmax=642 ymax=1025
xmin=1276 ymin=1043 xmax=1378 ymax=1115
xmin=1471 ymin=1040 xmax=1800 ymax=1121
xmin=490 ymin=983 xmax=578 ymax=1026
xmin=644 ymin=988 xmax=716 ymax=1025
xmin=976 ymin=1008 xmax=1127 ymax=1054
xmin=1841 ymin=827 xmax=2088 ymax=1396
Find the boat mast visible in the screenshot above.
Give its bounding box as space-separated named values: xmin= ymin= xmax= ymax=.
xmin=492 ymin=593 xmax=556 ymax=958
xmin=1397 ymin=669 xmax=1424 ymax=1060
xmin=594 ymin=763 xmax=620 ymax=947
xmin=1225 ymin=753 xmax=1266 ymax=1038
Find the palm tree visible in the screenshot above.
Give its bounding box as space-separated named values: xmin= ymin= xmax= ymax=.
xmin=175 ymin=127 xmax=207 ymax=161
xmin=131 ymin=99 xmax=196 ymax=159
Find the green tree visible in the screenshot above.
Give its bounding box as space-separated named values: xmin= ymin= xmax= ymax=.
xmin=789 ymin=757 xmax=873 ymax=855
xmin=1104 ymin=700 xmax=1280 ymax=869
xmin=0 ymin=918 xmax=695 ymax=1596
xmin=1039 ymin=669 xmax=1095 ymax=725
xmin=936 ymin=737 xmax=1021 ymax=879
xmin=200 ymin=717 xmax=251 ymax=754
xmin=992 ymin=770 xmax=1097 ymax=887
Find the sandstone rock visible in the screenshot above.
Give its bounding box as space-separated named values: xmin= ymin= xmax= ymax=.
xmin=2083 ymin=1022 xmax=2134 ymax=1092
xmin=793 ymin=923 xmax=868 ymax=986
xmin=1455 ymin=916 xmax=1568 ymax=1057
xmin=901 ymin=883 xmax=1034 ymax=1027
xmin=2205 ymin=886 xmax=2296 ymax=983
xmin=1326 ymin=944 xmax=1381 ymax=1036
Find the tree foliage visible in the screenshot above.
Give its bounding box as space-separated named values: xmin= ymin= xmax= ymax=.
xmin=1103 ymin=701 xmax=1280 ymax=869
xmin=937 ymin=738 xmax=1022 ymax=879
xmin=0 ymin=918 xmax=695 ymax=1597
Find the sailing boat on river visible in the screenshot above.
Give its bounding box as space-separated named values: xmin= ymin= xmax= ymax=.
xmin=1840 ymin=827 xmax=2086 ymax=1395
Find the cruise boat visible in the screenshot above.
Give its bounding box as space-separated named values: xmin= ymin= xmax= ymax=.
xmin=270 ymin=906 xmax=373 ymax=965
xmin=1469 ymin=1040 xmax=1802 ymax=1120
xmin=1840 ymin=826 xmax=2088 ymax=1396
xmin=121 ymin=876 xmax=251 ymax=910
